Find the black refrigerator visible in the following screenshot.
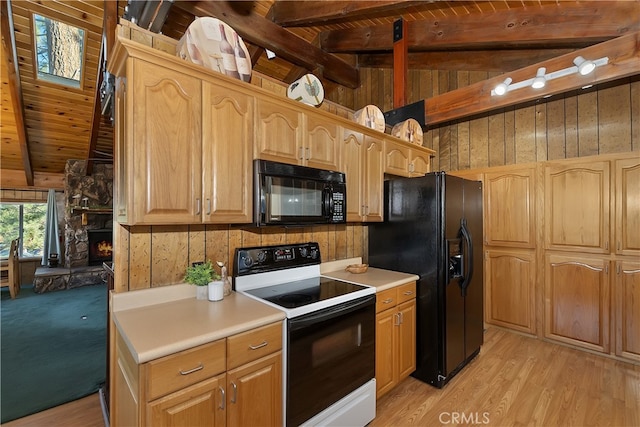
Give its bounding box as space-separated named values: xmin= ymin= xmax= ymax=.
xmin=368 ymin=172 xmax=483 ymax=388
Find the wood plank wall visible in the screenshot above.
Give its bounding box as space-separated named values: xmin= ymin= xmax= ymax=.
xmin=327 ymin=69 xmax=640 ymax=171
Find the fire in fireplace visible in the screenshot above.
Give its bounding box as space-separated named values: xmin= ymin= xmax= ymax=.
xmin=88 ymin=229 xmax=113 ymax=265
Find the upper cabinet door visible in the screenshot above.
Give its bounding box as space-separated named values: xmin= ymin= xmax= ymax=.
xmin=410 ymin=150 xmax=431 ymax=177
xmin=305 ymin=115 xmax=339 ymax=171
xmin=131 ymin=59 xmax=202 ymax=224
xmin=364 ymin=136 xmax=384 ymax=222
xmin=383 ymin=140 xmax=411 ymax=177
xmin=544 ymin=161 xmax=610 ymax=253
xmin=484 ymin=167 xmax=536 ymax=248
xmin=615 ymin=158 xmax=640 ymax=256
xmin=254 ymin=98 xmax=302 ymax=165
xmin=342 ymin=129 xmax=365 ymax=222
xmin=202 ymin=82 xmax=254 ymax=224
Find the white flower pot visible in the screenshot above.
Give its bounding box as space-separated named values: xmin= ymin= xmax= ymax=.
xmin=208 ymin=281 xmax=224 ymax=301
xmin=196 ymin=286 xmax=208 ymax=300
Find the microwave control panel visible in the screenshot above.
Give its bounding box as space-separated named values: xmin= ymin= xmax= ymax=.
xmin=331 ymin=191 xmax=345 ymax=222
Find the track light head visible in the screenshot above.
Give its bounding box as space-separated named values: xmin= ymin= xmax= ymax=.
xmin=573 ymin=56 xmax=596 ymax=75
xmin=531 ymin=67 xmax=546 ymax=89
xmin=493 ymin=77 xmax=512 ymax=96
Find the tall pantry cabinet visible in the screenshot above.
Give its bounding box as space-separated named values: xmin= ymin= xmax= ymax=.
xmin=482 ymin=166 xmax=537 ymax=335
xmin=543 ymin=156 xmax=640 ymax=360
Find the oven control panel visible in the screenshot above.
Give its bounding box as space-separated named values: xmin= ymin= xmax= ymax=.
xmin=234 ymin=242 xmax=321 ymax=276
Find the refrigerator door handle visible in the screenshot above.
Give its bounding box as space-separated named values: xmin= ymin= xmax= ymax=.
xmin=460 ymin=218 xmax=473 ymax=296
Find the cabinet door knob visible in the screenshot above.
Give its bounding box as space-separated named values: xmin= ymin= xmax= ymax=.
xmin=196 ymin=198 xmax=201 ymax=215
xmin=206 ymin=198 xmax=212 ymax=215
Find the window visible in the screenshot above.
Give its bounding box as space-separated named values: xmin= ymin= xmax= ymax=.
xmin=0 ymin=203 xmax=47 ymax=258
xmin=32 ymin=13 xmax=86 ymax=89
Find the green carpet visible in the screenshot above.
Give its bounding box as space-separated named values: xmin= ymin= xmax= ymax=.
xmin=1 ymin=284 xmax=107 ymax=423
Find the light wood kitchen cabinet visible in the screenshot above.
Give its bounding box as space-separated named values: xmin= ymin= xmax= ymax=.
xmin=375 ymin=281 xmax=416 ymax=398
xmin=614 ymin=158 xmax=640 ymax=256
xmin=614 ymin=260 xmax=640 ymax=362
xmin=484 ymin=167 xmax=536 ymax=248
xmin=202 ymin=81 xmax=254 ymax=223
xmin=112 ymin=47 xmax=254 ymax=225
xmin=544 ymin=254 xmax=610 ymax=353
xmin=342 ymin=129 xmax=384 ymax=222
xmin=121 ymin=58 xmax=203 ymax=225
xmin=114 ymin=321 xmax=283 ymax=427
xmin=544 ymin=161 xmax=610 ymax=254
xmin=255 ymin=98 xmax=339 ymax=171
xmin=484 ymin=249 xmax=536 ymax=334
xmin=383 ymin=139 xmax=432 ymax=177
xmin=226 ymin=352 xmax=282 ymax=427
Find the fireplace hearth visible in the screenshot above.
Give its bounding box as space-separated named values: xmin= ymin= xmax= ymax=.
xmin=88 ymin=229 xmax=113 ymax=266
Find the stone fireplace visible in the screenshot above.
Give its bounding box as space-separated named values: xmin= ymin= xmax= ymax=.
xmin=33 ymin=159 xmax=114 ymax=293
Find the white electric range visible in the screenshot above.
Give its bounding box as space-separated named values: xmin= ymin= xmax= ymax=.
xmin=234 ymin=242 xmax=376 ymax=427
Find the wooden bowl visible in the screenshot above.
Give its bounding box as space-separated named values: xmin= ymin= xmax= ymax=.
xmin=345 ymin=264 xmax=369 ymax=274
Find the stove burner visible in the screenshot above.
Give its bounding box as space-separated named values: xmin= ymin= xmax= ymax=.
xmin=277 ymin=293 xmax=314 ymax=307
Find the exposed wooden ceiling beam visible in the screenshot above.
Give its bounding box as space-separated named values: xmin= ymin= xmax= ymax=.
xmin=270 ymin=0 xmax=427 ymax=27
xmin=1 ymin=0 xmax=33 ymax=186
xmin=359 ymin=49 xmax=576 ymax=72
xmin=173 ymin=0 xmax=360 ymax=88
xmin=424 ymin=31 xmax=640 ymax=126
xmin=321 ymin=2 xmax=640 ymax=53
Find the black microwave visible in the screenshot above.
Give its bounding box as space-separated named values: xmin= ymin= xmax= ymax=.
xmin=254 ymin=160 xmax=346 ymax=226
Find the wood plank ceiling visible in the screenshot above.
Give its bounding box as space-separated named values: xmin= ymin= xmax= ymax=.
xmin=1 ymin=0 xmax=638 ymax=188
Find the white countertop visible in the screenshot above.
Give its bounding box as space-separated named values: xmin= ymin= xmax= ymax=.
xmin=112 ymin=286 xmax=285 ymax=364
xmin=321 ymin=258 xmax=419 ymax=291
xmin=113 ymin=260 xmax=418 ymax=364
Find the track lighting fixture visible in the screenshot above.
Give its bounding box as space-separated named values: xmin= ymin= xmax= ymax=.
xmin=531 ymin=67 xmax=547 ymax=89
xmin=491 ymin=56 xmax=609 ymax=97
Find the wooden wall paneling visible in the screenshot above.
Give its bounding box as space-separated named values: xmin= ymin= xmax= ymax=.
xmin=546 ymin=97 xmax=566 ymax=161
xmin=515 ymin=105 xmax=536 ymax=164
xmin=312 ymin=225 xmax=330 ymax=261
xmin=260 ymin=227 xmax=287 ymax=247
xmin=488 ymin=112 xmax=505 ymax=167
xmin=228 ymin=227 xmax=243 ymax=277
xmin=535 ymin=103 xmax=548 ymax=162
xmin=564 ymin=94 xmax=579 ymax=159
xmin=113 ymin=224 xmax=130 ymax=293
xmin=632 ymin=80 xmax=639 ymax=151
xmin=205 ymin=225 xmax=230 ymax=267
xmin=577 ymin=89 xmax=599 ymax=157
xmin=241 ymin=227 xmax=262 ymax=248
xmin=438 ymin=126 xmax=452 ymax=171
xmin=371 ymin=69 xmax=381 ymax=111
xmin=188 ymin=224 xmax=206 ymax=266
xmin=334 ymin=225 xmax=348 ymax=260
xmin=469 ymin=71 xmax=489 ymax=169
xmin=456 ymin=71 xmax=470 ymax=170
xmin=353 ymin=224 xmax=364 ymax=260
xmin=504 ymin=107 xmax=516 ymax=165
xmin=346 ymin=224 xmax=355 ymax=259
xmin=128 ymin=225 xmax=151 ymax=290
xmin=326 ymin=225 xmax=337 ymax=261
xmin=598 ymin=83 xmax=632 ymax=154
xmin=150 ymin=225 xmax=189 ymax=287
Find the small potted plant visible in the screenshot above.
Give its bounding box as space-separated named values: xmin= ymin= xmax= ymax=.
xmin=184 ymin=261 xmax=220 ymax=300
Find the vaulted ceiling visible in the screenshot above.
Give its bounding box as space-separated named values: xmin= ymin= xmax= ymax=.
xmin=1 ymin=0 xmax=639 ymax=189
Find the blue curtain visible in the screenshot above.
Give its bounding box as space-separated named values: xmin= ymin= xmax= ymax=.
xmin=42 ymin=189 xmax=61 ymax=266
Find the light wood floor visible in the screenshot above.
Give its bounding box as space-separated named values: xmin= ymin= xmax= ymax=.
xmin=3 ymin=327 xmax=639 ymax=426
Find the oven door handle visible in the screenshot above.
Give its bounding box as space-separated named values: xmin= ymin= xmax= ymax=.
xmin=288 ymin=295 xmax=375 ymax=331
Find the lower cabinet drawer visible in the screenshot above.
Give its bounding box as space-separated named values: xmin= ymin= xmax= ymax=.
xmin=146 ymin=339 xmax=226 ymax=400
xmin=227 ymin=322 xmax=282 ymax=370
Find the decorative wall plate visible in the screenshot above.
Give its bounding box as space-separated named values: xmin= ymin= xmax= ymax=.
xmin=353 ymin=105 xmax=385 ymax=133
xmin=287 ymin=74 xmax=324 ymax=106
xmin=391 ymin=118 xmax=424 ymax=145
xmin=177 ymin=17 xmax=252 ymax=82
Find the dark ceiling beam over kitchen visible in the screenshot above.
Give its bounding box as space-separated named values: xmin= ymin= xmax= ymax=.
xmin=173 ymin=1 xmax=360 ymax=88
xmin=359 ymin=49 xmax=576 ymax=72
xmin=1 ymin=0 xmax=33 ymax=186
xmin=270 ymin=0 xmax=428 ymax=27
xmin=320 ymin=2 xmax=640 ymax=52
xmin=423 ymin=31 xmax=640 ymax=126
